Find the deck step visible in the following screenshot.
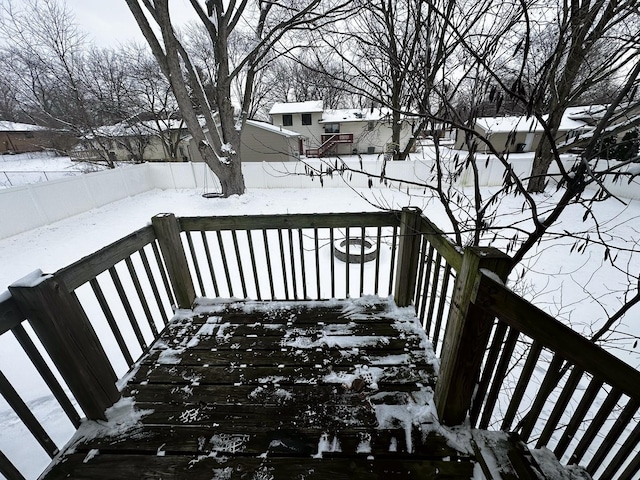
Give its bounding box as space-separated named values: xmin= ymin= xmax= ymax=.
xmin=472 ymin=431 xmax=592 ymax=480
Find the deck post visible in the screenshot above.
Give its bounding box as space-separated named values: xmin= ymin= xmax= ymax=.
xmin=394 ymin=207 xmax=423 ymax=307
xmin=9 ymin=272 xmax=119 ymax=421
xmin=434 ymin=247 xmax=511 ymax=425
xmin=151 ymin=213 xmax=196 ymax=309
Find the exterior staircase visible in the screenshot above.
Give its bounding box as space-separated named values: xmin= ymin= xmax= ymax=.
xmin=305 ymin=133 xmax=353 ymax=157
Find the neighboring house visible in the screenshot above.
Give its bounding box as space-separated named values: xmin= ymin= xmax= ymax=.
xmin=454 ymin=116 xmax=544 ymax=153
xmin=268 ymin=101 xmax=415 ymax=157
xmin=185 ymin=119 xmax=301 ymax=163
xmin=454 ymin=108 xmax=594 ymax=153
xmin=0 ymin=121 xmax=75 ymax=154
xmin=72 ymin=119 xmax=190 ymax=163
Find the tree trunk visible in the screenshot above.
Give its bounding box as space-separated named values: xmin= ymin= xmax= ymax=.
xmin=527 ymin=136 xmax=554 ymax=193
xmin=218 ymin=163 xmax=246 ymax=196
xmin=527 ymin=102 xmax=568 ymax=193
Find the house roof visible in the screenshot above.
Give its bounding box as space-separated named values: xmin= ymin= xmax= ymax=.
xmin=89 ymin=118 xmax=196 ymax=138
xmin=475 ymin=116 xmax=543 ymax=134
xmin=0 ymin=121 xmax=49 ymax=132
xmin=320 ymin=108 xmax=398 ymax=124
xmin=246 ymin=119 xmax=300 ymax=138
xmin=565 ymin=105 xmax=608 ymax=123
xmin=475 ymin=111 xmax=591 ymax=134
xmin=269 ymin=101 xmax=324 ymax=115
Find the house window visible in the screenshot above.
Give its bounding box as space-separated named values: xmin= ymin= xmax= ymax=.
xmin=324 ymin=123 xmax=340 ymax=134
xmin=367 ymin=121 xmax=375 ymax=131
xmin=302 ymin=113 xmax=312 ymax=125
xmin=282 ymin=114 xmax=293 ymax=126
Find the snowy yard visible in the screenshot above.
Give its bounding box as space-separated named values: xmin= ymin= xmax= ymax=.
xmin=1 ymin=185 xmax=639 ymax=478
xmin=0 ymin=152 xmax=111 ymax=188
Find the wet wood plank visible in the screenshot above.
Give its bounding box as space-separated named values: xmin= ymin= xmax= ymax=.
xmin=141 ymin=347 xmax=433 ymax=368
xmin=43 ymin=454 xmax=474 ymax=480
xmin=128 ymin=364 xmax=435 ymax=386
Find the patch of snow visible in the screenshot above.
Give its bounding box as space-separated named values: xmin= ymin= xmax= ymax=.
xmin=209 ymin=433 xmax=249 ymax=453
xmin=9 ymin=269 xmax=50 ymax=288
xmin=82 ymin=449 xmax=99 ymax=463
xmin=64 ymin=397 xmax=153 ymax=454
xmin=156 ymin=347 xmax=185 ymax=365
xmin=312 ymin=432 xmax=341 ymax=458
xmin=220 ymin=143 xmax=236 ymax=156
xmin=269 ymin=100 xmax=323 ymax=115
xmin=479 ymin=268 xmax=505 ymax=285
xmin=388 ymin=437 xmax=398 ymax=452
xmin=356 ymin=434 xmax=371 ymax=454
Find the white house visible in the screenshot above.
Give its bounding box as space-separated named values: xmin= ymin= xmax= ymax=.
xmin=268 ymin=101 xmax=415 ymax=157
xmin=454 ymin=107 xmax=601 ymax=153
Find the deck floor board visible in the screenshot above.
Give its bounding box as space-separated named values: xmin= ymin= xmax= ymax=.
xmin=40 ymin=299 xmax=475 ymax=479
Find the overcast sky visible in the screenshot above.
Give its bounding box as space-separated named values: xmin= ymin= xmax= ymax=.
xmin=65 ymin=0 xmax=197 ymax=48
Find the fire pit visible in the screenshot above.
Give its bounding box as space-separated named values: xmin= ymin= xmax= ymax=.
xmin=333 ymin=236 xmax=378 ymax=263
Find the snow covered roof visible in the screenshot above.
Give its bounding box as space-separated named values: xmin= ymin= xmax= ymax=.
xmin=90 ymin=118 xmax=193 ymax=138
xmin=269 ymin=100 xmax=324 ymax=115
xmin=476 ymin=112 xmax=591 ymax=134
xmin=320 ymin=108 xmax=397 ymax=124
xmin=565 ymin=105 xmax=608 ymax=122
xmin=0 ymin=121 xmax=48 ymax=132
xmin=475 ymin=116 xmax=543 ymax=134
xmin=246 ymin=119 xmax=300 ymax=138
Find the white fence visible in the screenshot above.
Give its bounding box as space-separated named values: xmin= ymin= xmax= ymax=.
xmin=1 ymin=157 xmax=638 ymax=240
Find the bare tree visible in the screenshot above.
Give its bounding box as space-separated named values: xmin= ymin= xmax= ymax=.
xmin=0 ymin=0 xmax=131 ymax=167
xmin=0 ymin=0 xmax=89 ymax=128
xmin=292 ymin=0 xmax=640 ymax=350
xmin=125 ymin=0 xmax=353 ymax=196
xmin=512 ymin=0 xmax=640 ymax=192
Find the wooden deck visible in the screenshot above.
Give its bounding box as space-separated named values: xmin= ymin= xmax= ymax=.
xmin=40 ymin=298 xmax=476 ymax=479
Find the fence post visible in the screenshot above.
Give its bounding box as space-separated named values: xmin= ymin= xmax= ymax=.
xmin=9 ymin=271 xmax=120 ymax=421
xmin=151 ymin=213 xmax=196 ymax=309
xmin=434 ymin=246 xmax=511 ymax=425
xmin=394 ymin=207 xmax=423 ymax=307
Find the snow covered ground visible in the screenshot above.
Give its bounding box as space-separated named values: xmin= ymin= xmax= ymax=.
xmin=0 ymin=152 xmax=108 ymax=188
xmin=1 ymin=186 xmax=639 ymax=479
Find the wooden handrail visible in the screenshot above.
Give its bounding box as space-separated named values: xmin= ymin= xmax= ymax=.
xmin=417 ymin=215 xmax=463 ymax=271
xmin=473 ymin=271 xmax=640 ymax=400
xmin=179 ymin=211 xmax=401 ymax=232
xmin=56 ymin=226 xmax=156 ymax=291
xmin=0 ymin=295 xmax=24 ymax=335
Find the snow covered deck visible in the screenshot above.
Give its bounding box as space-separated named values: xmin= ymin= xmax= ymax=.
xmin=40 ymin=298 xmax=476 ymax=479
xmin=3 ymin=208 xmax=637 ymax=479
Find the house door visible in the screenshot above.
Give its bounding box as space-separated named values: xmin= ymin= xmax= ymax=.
xmin=298 ymin=138 xmax=304 ymax=155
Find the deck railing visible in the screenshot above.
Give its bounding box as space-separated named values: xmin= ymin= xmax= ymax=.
xmin=468 ymin=271 xmax=640 ymax=479
xmin=0 ymin=208 xmax=638 ymax=480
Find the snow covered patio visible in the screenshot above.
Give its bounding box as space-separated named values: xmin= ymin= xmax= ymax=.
xmin=2 ymin=206 xmax=639 ymax=479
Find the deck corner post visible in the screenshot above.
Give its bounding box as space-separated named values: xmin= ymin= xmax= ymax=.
xmin=151 ymin=213 xmax=196 ymax=309
xmin=434 ymin=247 xmax=511 ymax=425
xmin=8 ymin=273 xmax=119 ymax=421
xmin=394 ymin=207 xmax=423 ymax=308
